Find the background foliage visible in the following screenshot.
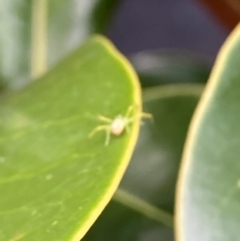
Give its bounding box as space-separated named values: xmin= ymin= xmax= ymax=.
xmin=1 ymin=1 xmax=238 ymax=241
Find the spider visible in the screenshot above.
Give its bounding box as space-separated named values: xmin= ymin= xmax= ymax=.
xmin=89 ymin=105 xmax=152 ymax=146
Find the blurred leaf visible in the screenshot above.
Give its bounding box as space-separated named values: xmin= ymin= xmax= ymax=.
xmin=90 ymin=0 xmax=121 ymax=33
xmin=0 ymin=0 xmax=31 ymax=89
xmin=176 ymin=24 xmax=240 ymax=241
xmin=48 ymin=0 xmax=121 ymax=67
xmin=0 ymin=0 xmax=120 ymax=90
xmin=130 ymin=50 xmax=211 ymax=88
xmin=83 ymin=84 xmax=203 ymax=241
xmin=0 ymin=36 xmax=141 ymax=241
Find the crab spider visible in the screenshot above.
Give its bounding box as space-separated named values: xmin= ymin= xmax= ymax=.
xmin=89 ymin=105 xmax=152 ymax=146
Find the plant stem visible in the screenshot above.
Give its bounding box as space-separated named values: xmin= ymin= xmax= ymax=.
xmin=113 ymin=189 xmax=174 ymax=228
xmin=31 ymin=0 xmax=48 ymax=80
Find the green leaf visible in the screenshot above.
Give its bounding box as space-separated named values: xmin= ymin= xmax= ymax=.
xmin=0 ymin=36 xmax=141 ymax=241
xmin=130 ymin=50 xmax=211 ymax=88
xmin=83 ymin=84 xmax=203 ymax=241
xmin=176 ymin=24 xmax=240 ymax=241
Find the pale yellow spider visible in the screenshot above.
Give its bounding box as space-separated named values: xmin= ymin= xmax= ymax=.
xmin=89 ymin=105 xmax=152 ymax=146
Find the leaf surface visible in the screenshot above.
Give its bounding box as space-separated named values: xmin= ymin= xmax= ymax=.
xmin=0 ymin=36 xmax=141 ymax=241
xmin=176 ymin=23 xmax=240 ymax=241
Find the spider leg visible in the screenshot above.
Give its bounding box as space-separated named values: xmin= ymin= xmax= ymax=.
xmin=141 ymin=112 xmax=153 ymax=121
xmin=89 ymin=124 xmax=112 ymax=146
xmin=125 ymin=105 xmax=152 ymax=121
xmin=105 ymin=129 xmax=111 ymax=146
xmin=141 ymin=112 xmax=154 ymax=123
xmin=125 ymin=105 xmax=137 ymax=132
xmin=125 ymin=105 xmax=136 ymax=119
xmin=125 ymin=117 xmax=134 ymax=133
xmin=125 ymin=122 xmax=131 ymax=133
xmin=88 ymin=125 xmax=109 ymax=138
xmin=97 ymin=115 xmax=112 ymax=123
xmin=125 ymin=111 xmax=153 ymax=130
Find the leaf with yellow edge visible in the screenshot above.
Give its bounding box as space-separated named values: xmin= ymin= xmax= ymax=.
xmin=0 ymin=36 xmax=141 ymax=241
xmin=176 ymin=23 xmax=240 ymax=241
xmin=83 ymin=84 xmax=203 ymax=241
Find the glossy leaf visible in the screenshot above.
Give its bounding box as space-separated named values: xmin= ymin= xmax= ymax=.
xmin=176 ymin=24 xmax=240 ymax=241
xmin=130 ymin=50 xmax=211 ymax=88
xmin=83 ymin=84 xmax=203 ymax=241
xmin=0 ymin=36 xmax=141 ymax=241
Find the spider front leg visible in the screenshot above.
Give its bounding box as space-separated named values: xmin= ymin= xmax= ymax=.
xmin=105 ymin=128 xmax=111 ymax=146
xmin=123 ymin=105 xmax=138 ymax=133
xmin=141 ymin=112 xmax=153 ymax=120
xmin=97 ymin=115 xmax=112 ymax=123
xmin=125 ymin=105 xmax=153 ymax=121
xmin=125 ymin=117 xmax=134 ymax=133
xmin=125 ymin=110 xmax=153 ymax=128
xmin=89 ymin=124 xmax=111 ymax=146
xmin=125 ymin=105 xmax=136 ymax=119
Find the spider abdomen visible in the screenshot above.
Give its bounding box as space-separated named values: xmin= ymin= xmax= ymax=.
xmin=110 ymin=117 xmax=126 ymax=136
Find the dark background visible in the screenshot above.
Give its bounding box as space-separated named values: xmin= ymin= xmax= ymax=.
xmin=107 ymin=0 xmax=229 ymax=61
